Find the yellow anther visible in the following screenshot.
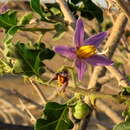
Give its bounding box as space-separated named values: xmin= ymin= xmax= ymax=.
xmin=57 ymin=75 xmax=65 ymax=87
xmin=76 ymin=45 xmax=96 ymax=58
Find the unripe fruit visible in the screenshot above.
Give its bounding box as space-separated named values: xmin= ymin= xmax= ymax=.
xmin=73 ymin=100 xmax=90 ymax=120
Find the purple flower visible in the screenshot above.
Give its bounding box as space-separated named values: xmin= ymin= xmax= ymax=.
xmin=54 ymin=19 xmax=113 ymax=80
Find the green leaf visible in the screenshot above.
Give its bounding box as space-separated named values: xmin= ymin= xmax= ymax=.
xmin=53 ymin=23 xmax=67 ymax=40
xmin=126 ymin=87 xmax=130 ymax=94
xmin=82 ymin=0 xmax=103 ymax=23
xmin=127 ymin=76 xmax=130 ymax=82
xmin=35 ymin=102 xmax=74 ymax=130
xmin=10 ymin=42 xmax=54 ymax=76
xmin=30 ymin=0 xmax=51 ymax=22
xmin=46 ymin=3 xmax=62 ymax=16
xmin=14 ymin=42 xmax=54 ymax=76
xmin=121 ymin=86 xmax=130 ymax=96
xmin=0 ymin=10 xmax=17 ymax=30
xmin=113 ymin=118 xmax=130 ymax=130
xmin=18 ymin=13 xmax=33 ymax=26
xmin=67 ymin=0 xmax=103 ymax=23
xmin=30 ymin=0 xmax=44 ymax=18
xmin=12 ymin=59 xmax=23 ymax=73
xmin=124 ymin=101 xmax=130 ymax=116
xmin=70 ymin=0 xmax=80 ymax=4
xmin=30 ymin=0 xmax=58 ymax=23
xmin=4 ymin=26 xmax=19 ymax=45
xmin=50 ymin=7 xmax=61 ymax=16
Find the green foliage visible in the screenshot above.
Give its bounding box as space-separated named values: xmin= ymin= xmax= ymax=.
xmin=30 ymin=0 xmax=44 ymax=18
xmin=113 ymin=118 xmax=130 ymax=130
xmin=0 ymin=10 xmax=17 ymax=30
xmin=50 ymin=7 xmax=61 ymax=16
xmin=30 ymin=0 xmax=68 ymax=39
xmin=0 ymin=8 xmax=56 ymax=77
xmin=46 ymin=3 xmax=62 ymax=17
xmin=18 ymin=13 xmax=33 ymax=26
xmin=4 ymin=26 xmax=19 ymax=45
xmin=67 ymin=0 xmax=103 ymax=23
xmin=127 ymin=76 xmax=130 ymax=82
xmin=72 ymin=100 xmax=90 ymax=120
xmin=0 ymin=4 xmax=58 ymax=77
xmin=114 ymin=100 xmax=130 ymax=130
xmin=82 ymin=0 xmax=103 ymax=22
xmin=121 ymin=86 xmax=130 ymax=96
xmin=4 ymin=42 xmax=55 ymax=76
xmin=114 ymin=62 xmax=123 ymax=69
xmin=123 ymin=101 xmax=130 ymax=117
xmin=30 ymin=0 xmax=61 ymax=23
xmin=53 ymin=23 xmax=67 ymax=40
xmin=35 ymin=102 xmax=74 ymax=130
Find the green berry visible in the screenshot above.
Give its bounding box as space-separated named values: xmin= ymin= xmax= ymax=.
xmin=73 ymin=100 xmax=90 ymax=120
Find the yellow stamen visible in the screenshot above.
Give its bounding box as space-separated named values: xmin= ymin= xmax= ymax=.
xmin=57 ymin=75 xmax=65 ymax=87
xmin=76 ymin=45 xmax=96 ymax=58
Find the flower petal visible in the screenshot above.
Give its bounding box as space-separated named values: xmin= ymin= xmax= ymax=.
xmin=84 ymin=31 xmax=108 ymax=48
xmin=75 ymin=58 xmax=87 ymax=80
xmin=85 ymin=55 xmax=113 ymax=66
xmin=54 ymin=45 xmax=76 ymax=59
xmin=74 ymin=19 xmax=84 ymax=48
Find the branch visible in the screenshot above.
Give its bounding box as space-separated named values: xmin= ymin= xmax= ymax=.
xmin=20 ymin=27 xmax=54 ymax=33
xmin=29 ymin=79 xmax=47 ymax=104
xmin=0 ymin=97 xmax=31 ymax=123
xmin=18 ymin=98 xmax=36 ymax=123
xmin=88 ymin=13 xmax=128 ymax=89
xmin=115 ymin=0 xmax=130 ymax=20
xmin=56 ymin=0 xmax=76 ymax=29
xmin=0 ymin=108 xmax=12 ymax=124
xmin=85 ymin=13 xmax=127 ymax=126
xmin=0 ymin=88 xmax=42 ymax=109
xmin=95 ymin=100 xmax=123 ymax=124
xmin=106 ymin=66 xmax=129 ymax=86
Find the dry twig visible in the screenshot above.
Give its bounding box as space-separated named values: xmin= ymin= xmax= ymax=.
xmin=0 ymin=97 xmax=31 ymax=122
xmin=19 ymin=98 xmax=36 ymax=123
xmin=29 ymin=79 xmax=47 ymax=104
xmin=56 ymin=0 xmax=76 ymax=29
xmin=0 ymin=87 xmax=43 ymax=109
xmin=95 ymin=100 xmax=123 ymax=124
xmin=115 ymin=0 xmax=130 ymax=20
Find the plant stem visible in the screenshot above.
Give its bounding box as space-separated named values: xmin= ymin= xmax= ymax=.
xmin=29 ymin=79 xmax=47 ymax=104
xmin=95 ymin=100 xmax=123 ymax=124
xmin=20 ymin=27 xmax=54 ymax=32
xmin=56 ymin=0 xmax=76 ymax=29
xmin=115 ymin=0 xmax=130 ymax=20
xmin=88 ymin=13 xmax=128 ymax=89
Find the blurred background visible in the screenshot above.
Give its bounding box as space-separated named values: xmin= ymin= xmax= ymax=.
xmin=0 ymin=1 xmax=130 ymax=130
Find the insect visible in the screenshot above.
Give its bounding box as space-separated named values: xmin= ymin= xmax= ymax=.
xmin=48 ymin=69 xmax=69 ymax=92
